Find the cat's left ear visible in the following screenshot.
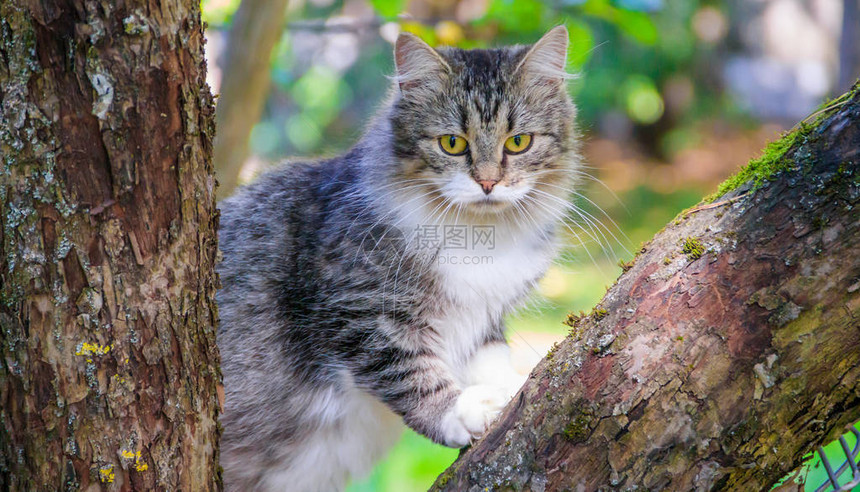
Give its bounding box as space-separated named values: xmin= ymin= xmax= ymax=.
xmin=394 ymin=32 xmax=450 ymax=94
xmin=515 ymin=25 xmax=570 ymax=85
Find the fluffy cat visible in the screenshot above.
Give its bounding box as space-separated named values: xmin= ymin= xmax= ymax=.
xmin=217 ymin=26 xmax=579 ymax=491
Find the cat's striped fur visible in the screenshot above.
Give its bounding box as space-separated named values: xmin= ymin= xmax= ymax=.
xmin=217 ymin=26 xmax=579 ymax=491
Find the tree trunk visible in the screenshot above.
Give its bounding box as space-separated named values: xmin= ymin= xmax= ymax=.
xmin=0 ymin=0 xmax=220 ymax=490
xmin=432 ymin=87 xmax=860 ymax=491
xmin=212 ymin=0 xmax=294 ymax=199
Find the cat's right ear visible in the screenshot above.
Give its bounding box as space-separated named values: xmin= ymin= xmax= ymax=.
xmin=394 ymin=32 xmax=450 ymax=94
xmin=514 ymin=25 xmax=571 ymax=86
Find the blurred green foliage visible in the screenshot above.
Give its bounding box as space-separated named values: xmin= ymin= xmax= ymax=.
xmin=204 ymin=0 xmax=739 ymax=162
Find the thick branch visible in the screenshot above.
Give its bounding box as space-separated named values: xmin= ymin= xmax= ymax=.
xmin=433 ymin=87 xmax=860 ymax=490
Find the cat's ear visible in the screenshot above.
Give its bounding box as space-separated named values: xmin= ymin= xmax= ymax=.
xmin=394 ymin=32 xmax=450 ymax=93
xmin=515 ymin=25 xmax=570 ymax=85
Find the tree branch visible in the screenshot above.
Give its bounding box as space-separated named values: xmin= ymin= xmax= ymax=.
xmin=213 ymin=0 xmax=296 ymax=198
xmin=432 ymin=85 xmax=860 ymax=491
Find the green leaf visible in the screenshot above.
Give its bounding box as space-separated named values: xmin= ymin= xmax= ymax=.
xmin=484 ymin=0 xmax=548 ymax=33
xmin=614 ymin=9 xmax=658 ymax=45
xmin=369 ymin=0 xmax=405 ymax=18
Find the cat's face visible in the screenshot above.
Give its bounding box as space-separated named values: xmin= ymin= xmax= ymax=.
xmin=389 ymin=27 xmax=578 ymax=219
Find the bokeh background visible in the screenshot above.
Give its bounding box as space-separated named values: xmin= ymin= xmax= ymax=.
xmin=200 ymin=0 xmax=859 ymax=489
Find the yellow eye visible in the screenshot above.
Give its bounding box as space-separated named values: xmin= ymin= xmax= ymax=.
xmin=504 ymin=134 xmax=533 ymax=154
xmin=438 ymin=135 xmax=469 ymax=155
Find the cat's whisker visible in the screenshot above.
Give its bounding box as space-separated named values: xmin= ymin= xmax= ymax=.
xmin=565 ymin=171 xmax=630 ymax=215
xmin=379 ymin=190 xmax=459 ymax=311
xmin=521 ymin=194 xmax=613 ymax=278
xmin=531 ymin=178 xmax=632 ymax=248
xmin=350 ymin=186 xmax=444 ymax=266
xmin=540 ymin=184 xmax=631 ymax=246
xmin=341 ymin=180 xmax=438 ymax=238
xmin=528 ymin=187 xmax=628 ymax=262
xmin=525 ymin=191 xmax=610 ymax=256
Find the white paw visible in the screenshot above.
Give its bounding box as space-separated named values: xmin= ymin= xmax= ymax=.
xmin=440 ymin=385 xmax=508 ymax=447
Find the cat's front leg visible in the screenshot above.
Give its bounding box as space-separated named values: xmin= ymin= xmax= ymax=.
xmin=467 ymin=341 xmax=529 ymax=399
xmin=433 ymin=341 xmax=529 ymax=445
xmin=350 ymin=341 xmax=508 ymax=448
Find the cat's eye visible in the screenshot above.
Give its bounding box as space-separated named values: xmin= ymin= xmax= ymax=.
xmin=438 ymin=135 xmax=469 ymax=156
xmin=504 ymin=134 xmax=533 ymax=154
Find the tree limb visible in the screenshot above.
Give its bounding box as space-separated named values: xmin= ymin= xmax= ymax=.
xmin=213 ymin=0 xmax=296 ymax=198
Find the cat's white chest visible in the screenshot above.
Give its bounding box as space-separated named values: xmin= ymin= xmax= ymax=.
xmin=428 ymin=232 xmax=554 ymax=380
xmin=435 ymin=237 xmax=550 ymax=306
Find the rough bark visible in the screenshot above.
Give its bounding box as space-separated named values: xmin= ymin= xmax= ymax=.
xmin=432 ymin=88 xmax=860 ymax=491
xmin=0 ymin=0 xmax=220 ymax=490
xmin=212 ymin=0 xmax=294 ymax=199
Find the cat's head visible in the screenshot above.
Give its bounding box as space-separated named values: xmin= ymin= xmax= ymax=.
xmin=387 ymin=26 xmax=578 ymax=222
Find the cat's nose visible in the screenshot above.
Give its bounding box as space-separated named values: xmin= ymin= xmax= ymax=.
xmin=476 ymin=179 xmax=498 ymax=195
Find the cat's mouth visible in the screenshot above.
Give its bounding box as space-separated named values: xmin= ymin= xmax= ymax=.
xmin=470 ymin=196 xmax=510 ymax=210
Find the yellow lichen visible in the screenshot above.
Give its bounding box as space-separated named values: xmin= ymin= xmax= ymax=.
xmin=76 ymin=342 xmax=112 ymax=357
xmin=99 ymin=465 xmax=115 ymax=483
xmin=121 ymin=449 xmax=148 ymax=472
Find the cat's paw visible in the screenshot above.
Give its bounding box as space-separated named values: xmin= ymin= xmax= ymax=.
xmin=440 ymin=385 xmax=508 ymax=447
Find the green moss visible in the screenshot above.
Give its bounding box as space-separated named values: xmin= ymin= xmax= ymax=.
xmin=563 ymin=413 xmax=592 ymax=442
xmin=592 ymin=307 xmax=608 ymax=321
xmin=433 ymin=461 xmax=464 ymax=490
xmin=704 ymin=86 xmax=857 ymax=203
xmin=681 ymin=237 xmax=705 ymax=260
xmin=812 ymin=215 xmax=830 ymax=230
xmin=709 ymin=126 xmax=807 ymax=201
xmin=436 ymin=469 xmax=453 ymax=487
xmin=662 ymin=256 xmax=672 ymax=265
xmin=617 ymin=258 xmax=634 ymax=272
xmin=546 ymin=342 xmax=559 ymax=360
xmin=566 ymin=311 xmax=588 ymax=340
xmin=563 ymin=310 xmax=584 ymax=329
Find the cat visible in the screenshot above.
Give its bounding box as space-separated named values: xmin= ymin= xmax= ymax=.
xmin=216 ymin=25 xmax=579 ymax=491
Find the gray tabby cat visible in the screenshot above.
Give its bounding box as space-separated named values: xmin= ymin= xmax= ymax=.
xmin=217 ymin=26 xmax=579 ymax=491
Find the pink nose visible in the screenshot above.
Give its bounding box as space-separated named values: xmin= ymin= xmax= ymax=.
xmin=477 ymin=179 xmax=498 ymax=195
